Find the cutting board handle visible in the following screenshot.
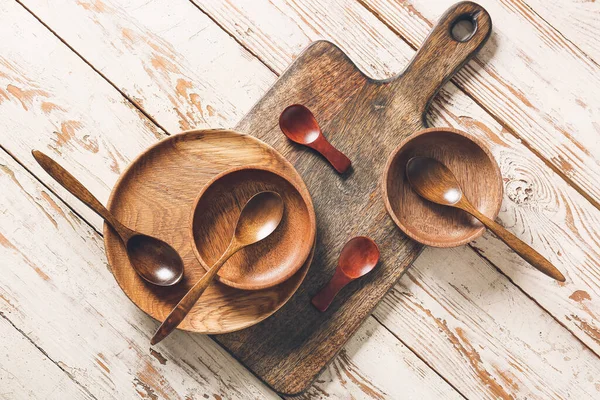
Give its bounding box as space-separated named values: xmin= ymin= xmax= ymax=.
xmin=392 ymin=2 xmax=491 ymax=118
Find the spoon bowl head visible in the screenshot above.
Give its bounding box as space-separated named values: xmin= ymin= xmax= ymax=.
xmin=234 ymin=191 xmax=284 ymax=246
xmin=339 ymin=236 xmax=380 ymax=279
xmin=406 ymin=157 xmax=464 ymax=206
xmin=279 ymin=104 xmax=322 ymax=144
xmin=126 ymin=235 xmax=184 ymax=286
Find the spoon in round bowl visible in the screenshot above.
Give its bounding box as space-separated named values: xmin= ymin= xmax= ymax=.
xmin=406 ymin=156 xmax=566 ymax=282
xmin=151 ymin=191 xmax=284 ymax=345
xmin=311 ymin=236 xmax=380 ymax=312
xmin=32 ymin=150 xmax=184 ymax=286
xmin=279 ymin=104 xmax=351 ymax=174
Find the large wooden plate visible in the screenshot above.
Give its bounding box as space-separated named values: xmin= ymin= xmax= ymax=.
xmin=103 ymin=129 xmax=315 ymax=334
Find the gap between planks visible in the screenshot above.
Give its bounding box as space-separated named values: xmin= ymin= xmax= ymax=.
xmin=14 ymin=0 xmax=170 ymax=138
xmin=0 ymin=311 xmax=98 ymax=400
xmin=356 ymin=0 xmax=600 ymax=212
xmin=519 ymin=0 xmax=599 ymax=70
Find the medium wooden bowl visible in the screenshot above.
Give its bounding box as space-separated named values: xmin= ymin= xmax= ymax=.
xmin=382 ymin=127 xmax=503 ymax=247
xmin=190 ymin=166 xmax=316 ymax=290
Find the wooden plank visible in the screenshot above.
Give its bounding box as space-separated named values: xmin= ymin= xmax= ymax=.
xmin=0 ymin=315 xmax=92 ymax=399
xmin=0 ymin=149 xmax=460 ymax=399
xmin=374 ymin=245 xmax=600 ymax=399
xmin=187 ymin=0 xmax=600 ymax=356
xmin=14 ymin=0 xmax=600 ymax=394
xmin=517 ymin=0 xmax=600 ymax=65
xmin=0 ymin=1 xmax=462 ymax=398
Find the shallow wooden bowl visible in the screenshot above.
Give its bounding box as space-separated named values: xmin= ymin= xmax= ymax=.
xmin=191 ymin=166 xmax=316 ymax=290
xmin=382 ymin=127 xmax=503 ymax=247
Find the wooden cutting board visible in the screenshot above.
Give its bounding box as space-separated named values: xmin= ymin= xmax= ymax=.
xmin=214 ymin=2 xmax=492 ymax=395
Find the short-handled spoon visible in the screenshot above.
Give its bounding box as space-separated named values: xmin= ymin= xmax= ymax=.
xmin=406 ymin=156 xmax=566 ymax=282
xmin=32 ymin=150 xmax=184 ymax=286
xmin=151 ymin=191 xmax=284 ymax=345
xmin=279 ymin=104 xmax=351 ymax=174
xmin=311 ymin=236 xmax=380 ymax=312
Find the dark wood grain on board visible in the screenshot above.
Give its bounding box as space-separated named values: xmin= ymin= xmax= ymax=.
xmin=214 ymin=2 xmax=492 ymax=394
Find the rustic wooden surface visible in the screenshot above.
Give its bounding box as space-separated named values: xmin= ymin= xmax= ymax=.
xmin=1 ymin=0 xmax=600 ymax=398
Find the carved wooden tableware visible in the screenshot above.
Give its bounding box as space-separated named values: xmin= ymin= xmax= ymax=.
xmin=311 ymin=236 xmax=379 ymax=312
xmin=383 ymin=127 xmax=503 ymax=247
xmin=279 ymin=104 xmax=351 ymax=173
xmin=405 ymin=156 xmax=566 ymax=281
xmin=191 ymin=166 xmax=315 ymax=290
xmin=151 ymin=191 xmax=285 ymax=345
xmin=32 ymin=150 xmax=184 ymax=286
xmin=104 ymin=129 xmax=316 ymax=334
xmin=221 ymin=2 xmax=493 ymax=394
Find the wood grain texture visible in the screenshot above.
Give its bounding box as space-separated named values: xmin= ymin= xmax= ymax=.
xmin=191 ymin=166 xmax=315 ymax=290
xmin=374 ymin=245 xmax=600 ymax=399
xmin=190 ymin=0 xmax=600 ymax=359
xmin=213 ymin=3 xmax=493 ymax=393
xmin=0 ymin=1 xmax=463 ymax=397
xmin=519 ymin=0 xmax=600 ymax=65
xmin=7 ymin=0 xmax=600 ymax=397
xmin=0 ymin=316 xmax=93 ymax=400
xmin=104 ymin=130 xmax=315 ymax=334
xmin=383 ymin=127 xmax=503 ymax=247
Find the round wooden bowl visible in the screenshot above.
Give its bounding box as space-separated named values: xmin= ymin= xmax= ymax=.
xmin=104 ymin=129 xmax=316 ymax=334
xmin=190 ymin=166 xmax=315 ymax=290
xmin=382 ymin=127 xmax=503 ymax=247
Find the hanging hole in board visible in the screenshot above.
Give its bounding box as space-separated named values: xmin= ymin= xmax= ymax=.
xmin=451 ymin=15 xmax=477 ymax=42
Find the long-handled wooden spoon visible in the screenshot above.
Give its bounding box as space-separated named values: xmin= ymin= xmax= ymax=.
xmin=279 ymin=104 xmax=351 ymax=173
xmin=151 ymin=191 xmax=284 ymax=345
xmin=311 ymin=236 xmax=380 ymax=312
xmin=32 ymin=150 xmax=184 ymax=286
xmin=406 ymin=156 xmax=566 ymax=282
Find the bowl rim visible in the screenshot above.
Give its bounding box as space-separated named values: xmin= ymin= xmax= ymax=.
xmin=381 ymin=127 xmax=503 ymax=248
xmin=189 ymin=164 xmax=317 ymax=290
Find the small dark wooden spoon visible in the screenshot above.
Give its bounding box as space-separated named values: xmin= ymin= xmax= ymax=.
xmin=311 ymin=237 xmax=380 ymax=312
xmin=32 ymin=150 xmax=184 ymax=286
xmin=406 ymin=156 xmax=566 ymax=282
xmin=279 ymin=104 xmax=351 ymax=173
xmin=151 ymin=191 xmax=284 ymax=344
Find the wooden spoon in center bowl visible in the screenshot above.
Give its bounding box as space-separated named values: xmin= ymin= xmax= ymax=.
xmin=32 ymin=150 xmax=184 ymax=287
xmin=151 ymin=191 xmax=284 ymax=345
xmin=279 ymin=104 xmax=351 ymax=173
xmin=406 ymin=156 xmax=566 ymax=282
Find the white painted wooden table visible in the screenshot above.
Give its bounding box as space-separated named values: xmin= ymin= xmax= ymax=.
xmin=1 ymin=0 xmax=600 ymax=398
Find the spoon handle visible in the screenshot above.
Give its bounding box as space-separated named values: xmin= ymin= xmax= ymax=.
xmin=32 ymin=150 xmax=131 ymax=238
xmin=311 ymin=269 xmax=352 ymax=312
xmin=465 ymin=204 xmax=566 ymax=282
xmin=310 ymin=136 xmax=351 ymax=174
xmin=151 ymin=244 xmax=239 ymax=345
